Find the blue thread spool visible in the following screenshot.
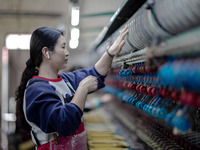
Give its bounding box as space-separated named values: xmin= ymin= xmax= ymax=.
xmin=132 ymin=98 xmax=139 ymax=106
xmin=143 ymin=104 xmax=148 ymax=112
xmin=147 ymin=105 xmax=154 ymax=115
xmin=119 ymin=70 xmax=125 ymax=77
xmin=165 ymin=109 xmax=178 ymax=126
xmin=131 ymin=92 xmax=142 ymax=106
xmin=145 ymin=104 xmax=151 ymax=113
xmin=146 ymin=98 xmax=157 ymax=114
xmin=151 ymin=106 xmax=158 ymax=116
xmin=172 ymin=116 xmax=191 ymax=132
xmin=121 ymin=94 xmax=129 ymax=102
xmin=151 ymin=98 xmax=162 ymax=116
xmin=171 ymin=106 xmax=191 ymax=132
xmin=155 ymin=107 xmax=167 ymax=119
xmin=124 ymin=69 xmax=133 ymax=77
xmin=183 ymin=61 xmax=200 ymax=91
xmin=136 ymin=101 xmax=140 ymax=109
xmin=116 ymin=92 xmax=123 ymax=99
xmin=127 ymin=96 xmax=134 ymax=104
xmin=158 ymin=62 xmax=178 ymax=88
xmin=137 ymin=95 xmax=150 ymax=110
xmin=132 ymin=93 xmax=140 ymax=106
xmin=177 ymin=61 xmax=190 ymax=89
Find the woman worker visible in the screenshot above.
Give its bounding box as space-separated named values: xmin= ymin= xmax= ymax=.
xmin=15 ymin=25 xmax=128 ymax=149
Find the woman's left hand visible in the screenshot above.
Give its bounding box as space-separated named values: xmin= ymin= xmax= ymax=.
xmin=108 ymin=25 xmax=128 ymax=56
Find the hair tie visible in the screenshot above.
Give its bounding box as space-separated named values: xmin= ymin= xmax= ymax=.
xmin=26 ymin=59 xmax=36 ymax=68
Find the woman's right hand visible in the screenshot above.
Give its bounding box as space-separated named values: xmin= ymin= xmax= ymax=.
xmin=78 ymin=76 xmax=98 ymax=93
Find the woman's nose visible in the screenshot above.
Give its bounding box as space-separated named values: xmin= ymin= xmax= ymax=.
xmin=65 ymin=49 xmax=69 ymax=56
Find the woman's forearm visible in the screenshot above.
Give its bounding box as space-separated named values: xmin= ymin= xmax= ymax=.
xmin=70 ymin=75 xmax=98 ymax=111
xmin=70 ymin=86 xmax=88 ymax=111
xmin=95 ymin=51 xmax=113 ymax=76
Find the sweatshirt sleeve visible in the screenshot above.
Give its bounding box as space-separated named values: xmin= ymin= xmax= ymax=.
xmin=60 ymin=66 xmax=106 ymax=90
xmin=25 ymin=81 xmax=83 ymax=136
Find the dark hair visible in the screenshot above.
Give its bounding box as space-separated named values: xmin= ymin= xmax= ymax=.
xmin=15 ymin=27 xmax=64 ymax=132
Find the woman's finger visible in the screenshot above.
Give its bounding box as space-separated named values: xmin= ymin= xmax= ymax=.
xmin=120 ymin=28 xmax=128 ymax=39
xmin=121 ymin=25 xmax=128 ymax=33
xmin=119 ymin=40 xmax=125 ymax=49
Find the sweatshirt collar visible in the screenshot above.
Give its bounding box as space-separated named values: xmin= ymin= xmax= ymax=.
xmin=32 ymin=75 xmax=62 ymax=82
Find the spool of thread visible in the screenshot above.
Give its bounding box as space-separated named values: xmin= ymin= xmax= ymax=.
xmin=127 ymin=83 xmax=137 ymax=91
xmin=124 ymin=69 xmax=133 ymax=77
xmin=119 ymin=70 xmax=125 ymax=77
xmin=180 ymin=91 xmax=196 ymax=107
xmin=171 ymin=90 xmax=180 ymax=102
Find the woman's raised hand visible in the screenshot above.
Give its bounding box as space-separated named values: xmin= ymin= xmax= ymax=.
xmin=108 ymin=25 xmax=128 ymax=56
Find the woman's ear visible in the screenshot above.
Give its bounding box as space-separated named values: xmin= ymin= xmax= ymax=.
xmin=42 ymin=47 xmax=50 ymax=59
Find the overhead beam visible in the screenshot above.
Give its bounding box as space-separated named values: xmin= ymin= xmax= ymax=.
xmin=81 ymin=27 xmax=103 ymax=33
xmin=80 ymin=12 xmax=114 ymax=18
xmin=0 ymin=11 xmax=62 ymax=18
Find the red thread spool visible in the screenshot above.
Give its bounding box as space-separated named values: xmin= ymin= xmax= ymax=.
xmin=140 ymin=65 xmax=145 ymax=73
xmin=196 ymin=95 xmax=200 ymax=108
xmin=162 ymin=88 xmax=172 ymax=98
xmin=118 ymin=81 xmax=124 ymax=88
xmin=171 ymin=90 xmax=180 ymax=102
xmin=128 ymin=83 xmax=137 ymax=91
xmin=147 ymin=86 xmax=152 ymax=95
xmin=140 ymin=85 xmax=147 ymax=93
xmin=147 ymin=86 xmax=156 ymax=96
xmin=159 ymin=88 xmax=165 ymax=97
xmin=151 ymin=87 xmax=156 ymax=96
xmin=123 ymin=82 xmax=128 ymax=88
xmin=180 ymin=91 xmax=196 ymax=106
xmin=136 ymin=85 xmax=141 ymax=92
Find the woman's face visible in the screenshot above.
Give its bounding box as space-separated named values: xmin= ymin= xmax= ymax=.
xmin=50 ymin=35 xmax=69 ymax=71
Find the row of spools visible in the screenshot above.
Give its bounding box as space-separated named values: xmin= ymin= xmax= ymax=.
xmin=118 ymin=58 xmax=200 ymax=92
xmin=104 ymin=58 xmax=200 ymax=134
xmin=103 ymin=85 xmax=192 ymax=134
xmin=108 ymin=58 xmax=200 ymax=107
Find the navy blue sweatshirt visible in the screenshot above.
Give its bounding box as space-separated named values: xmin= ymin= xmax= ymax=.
xmin=24 ymin=67 xmax=105 ymax=144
